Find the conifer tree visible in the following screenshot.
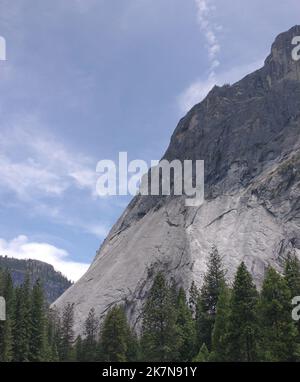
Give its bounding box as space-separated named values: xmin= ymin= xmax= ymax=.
xmin=100 ymin=305 xmax=134 ymax=362
xmin=0 ymin=318 xmax=13 ymax=362
xmin=141 ymin=272 xmax=180 ymax=361
xmin=60 ymin=303 xmax=75 ymax=361
xmin=188 ymin=281 xmax=200 ymax=314
xmin=82 ymin=308 xmax=99 ymax=361
xmin=176 ymin=288 xmax=196 ymax=361
xmin=258 ymin=267 xmax=299 ymax=361
xmin=227 ymin=262 xmax=259 ymax=362
xmin=210 ymin=284 xmax=231 ymax=361
xmin=284 ymin=253 xmax=300 ymax=297
xmin=192 ymin=343 xmax=210 ymax=362
xmin=46 ymin=308 xmax=61 ymax=362
xmin=196 ymin=246 xmax=226 ymax=350
xmin=126 ymin=329 xmax=139 ymax=362
xmin=13 ymin=276 xmax=31 ymax=362
xmin=284 ymin=253 xmax=300 ymax=337
xmin=29 ymin=280 xmax=46 ymax=361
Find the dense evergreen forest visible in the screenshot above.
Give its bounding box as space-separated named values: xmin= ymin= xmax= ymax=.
xmin=1 ymin=248 xmax=300 ymax=362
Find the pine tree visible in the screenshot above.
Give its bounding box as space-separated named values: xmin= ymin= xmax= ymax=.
xmin=82 ymin=308 xmax=99 ymax=361
xmin=210 ymin=284 xmax=231 ymax=361
xmin=141 ymin=272 xmax=180 ymax=361
xmin=29 ymin=280 xmax=46 ymax=361
xmin=196 ymin=246 xmax=226 ymax=350
xmin=227 ymin=262 xmax=259 ymax=362
xmin=12 ymin=276 xmax=31 ymax=362
xmin=59 ymin=303 xmax=75 ymax=361
xmin=176 ymin=288 xmax=197 ymax=361
xmin=99 ymin=305 xmax=134 ymax=362
xmin=258 ymin=267 xmax=299 ymax=361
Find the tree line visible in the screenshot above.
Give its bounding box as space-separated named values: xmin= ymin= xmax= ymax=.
xmin=1 ymin=248 xmax=300 ymax=362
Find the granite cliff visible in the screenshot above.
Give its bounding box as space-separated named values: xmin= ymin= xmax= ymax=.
xmin=53 ymin=26 xmax=300 ymax=335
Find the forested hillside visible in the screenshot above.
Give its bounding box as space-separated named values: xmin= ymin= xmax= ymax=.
xmin=0 ymin=256 xmax=72 ymax=304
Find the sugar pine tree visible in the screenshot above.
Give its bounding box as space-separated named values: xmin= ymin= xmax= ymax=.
xmin=99 ymin=305 xmax=134 ymax=362
xmin=59 ymin=303 xmax=75 ymax=361
xmin=227 ymin=262 xmax=259 ymax=362
xmin=210 ymin=284 xmax=231 ymax=361
xmin=82 ymin=308 xmax=99 ymax=361
xmin=13 ymin=276 xmax=31 ymax=362
xmin=141 ymin=272 xmax=180 ymax=361
xmin=258 ymin=267 xmax=299 ymax=361
xmin=176 ymin=288 xmax=197 ymax=361
xmin=29 ymin=280 xmax=46 ymax=361
xmin=196 ymin=246 xmax=226 ymax=350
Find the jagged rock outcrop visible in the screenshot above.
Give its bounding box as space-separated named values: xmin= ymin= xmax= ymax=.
xmin=53 ymin=26 xmax=300 ymax=335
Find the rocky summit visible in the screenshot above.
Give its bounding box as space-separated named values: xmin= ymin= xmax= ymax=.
xmin=53 ymin=26 xmax=300 ymax=335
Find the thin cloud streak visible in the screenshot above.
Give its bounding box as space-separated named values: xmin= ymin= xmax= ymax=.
xmin=195 ymin=0 xmax=221 ymax=74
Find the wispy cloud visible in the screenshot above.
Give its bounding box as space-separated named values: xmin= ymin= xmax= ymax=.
xmin=0 ymin=114 xmax=112 ymax=239
xmin=177 ymin=0 xmax=223 ymax=114
xmin=0 ymin=235 xmax=89 ymax=281
xmin=195 ymin=0 xmax=221 ymax=75
xmin=0 ymin=115 xmax=97 ymax=201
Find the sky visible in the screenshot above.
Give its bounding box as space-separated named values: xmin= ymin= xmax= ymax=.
xmin=0 ymin=0 xmax=299 ymax=281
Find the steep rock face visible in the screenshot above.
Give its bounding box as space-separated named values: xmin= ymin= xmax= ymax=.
xmin=53 ymin=26 xmax=300 ymax=335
